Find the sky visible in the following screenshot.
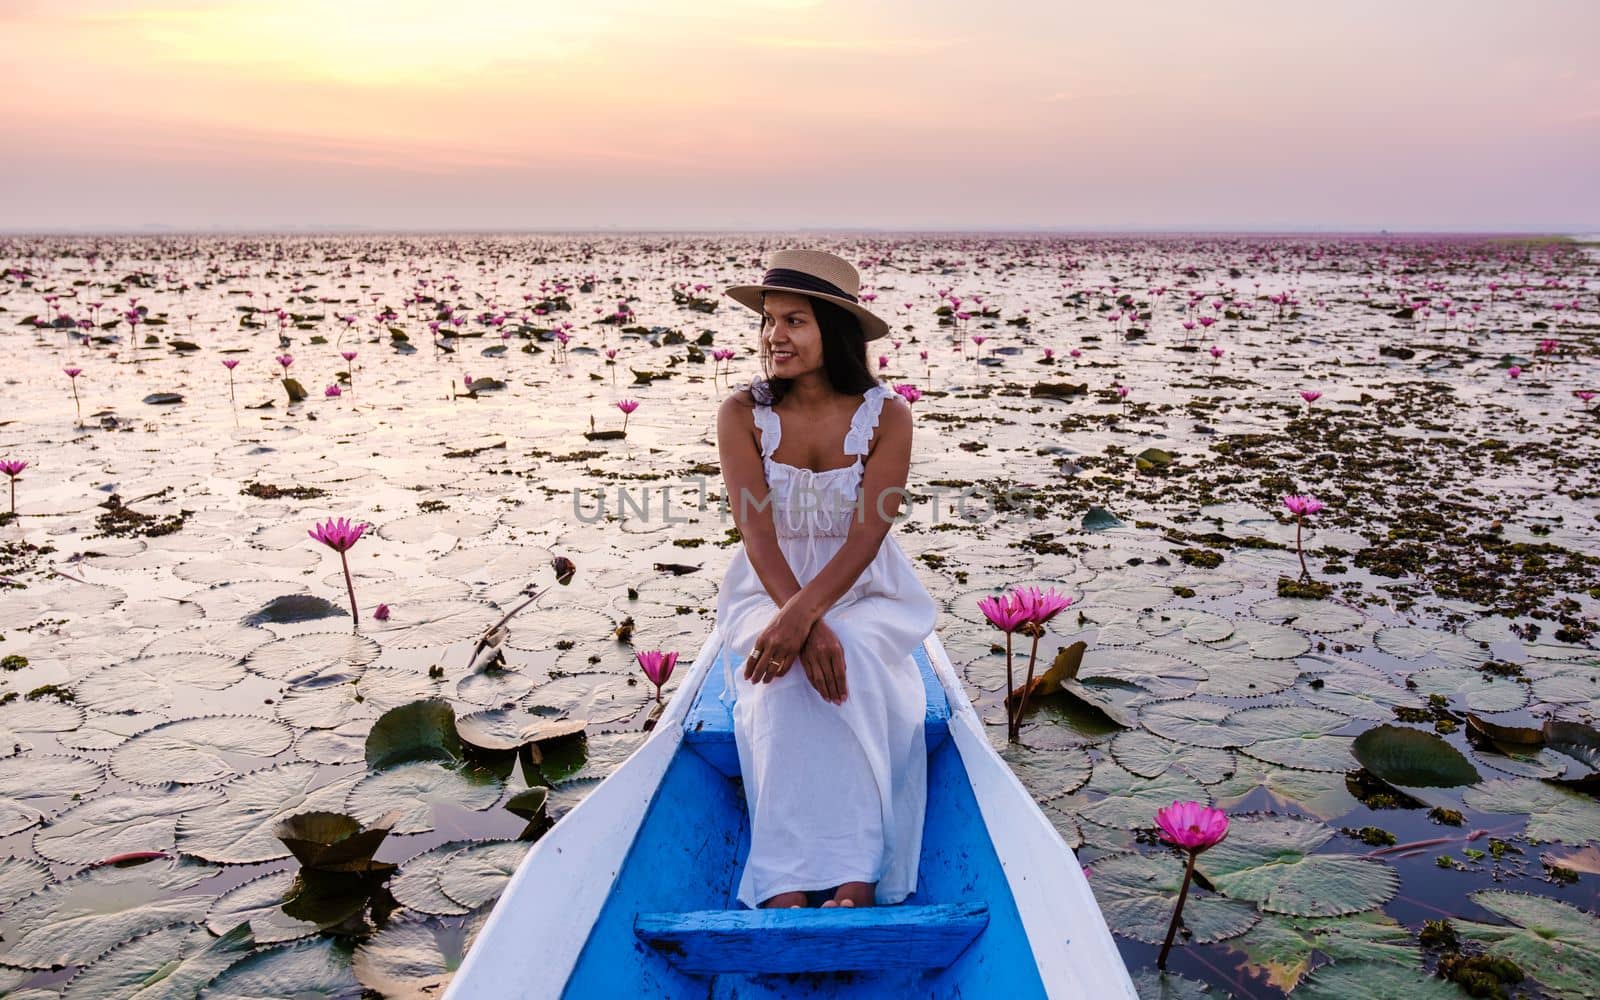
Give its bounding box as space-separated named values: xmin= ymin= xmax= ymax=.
xmin=2 ymin=0 xmax=1597 ymax=233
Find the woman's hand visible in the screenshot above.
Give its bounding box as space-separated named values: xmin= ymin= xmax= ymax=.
xmin=799 ymin=618 xmax=848 ymax=704
xmin=744 ymin=602 xmax=815 ymax=685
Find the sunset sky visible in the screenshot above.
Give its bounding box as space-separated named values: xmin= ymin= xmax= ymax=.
xmin=3 ymin=0 xmax=1596 ymax=233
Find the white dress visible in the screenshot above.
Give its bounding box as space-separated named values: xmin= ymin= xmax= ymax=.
xmin=714 ymin=382 xmax=940 ymax=908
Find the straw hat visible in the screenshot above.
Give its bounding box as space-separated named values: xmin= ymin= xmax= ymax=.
xmin=724 ymin=249 xmax=889 ymax=341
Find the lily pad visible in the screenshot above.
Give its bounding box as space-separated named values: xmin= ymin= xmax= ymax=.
xmin=176 ymin=763 xmax=360 ymax=864
xmin=1197 ymin=813 xmax=1399 ymax=917
xmin=1140 ymin=699 xmax=1240 ymax=749
xmin=111 ymin=715 xmax=294 ymax=786
xmin=1054 ymin=759 xmax=1208 ymax=831
xmin=1462 ymin=777 xmax=1600 ymax=843
xmin=1208 ymin=762 xmax=1361 ymax=822
xmin=1453 ymin=889 xmax=1600 ymax=997
xmin=1088 ymin=851 xmax=1260 ymax=945
xmin=1351 ymin=724 xmax=1481 ymax=787
xmin=1409 ymin=667 xmax=1529 ymax=712
xmin=206 ymin=869 xmax=374 ymax=944
xmin=1109 ymin=730 xmax=1235 ymax=784
xmin=197 ymin=937 xmax=363 ymax=999
xmin=0 ymin=856 xmax=218 ymax=969
xmin=434 ymin=839 xmax=530 ymax=909
xmin=1223 ymin=910 xmax=1420 ymax=992
xmin=1297 ymin=960 xmax=1467 ymax=1000
xmin=274 ymin=810 xmax=399 ymax=872
xmin=345 ymin=760 xmax=502 ymax=835
xmin=244 ymin=594 xmax=347 ymax=626
xmin=0 ymin=753 xmax=107 ymax=836
xmin=1225 ymin=705 xmax=1356 ymax=773
xmin=365 ymin=699 xmax=462 ymax=769
xmin=389 ymin=841 xmax=478 ymax=916
xmin=352 ymin=908 xmax=490 ymax=999
xmin=63 ymin=922 xmax=254 ymax=999
xmin=1373 ymin=626 xmax=1484 ymax=669
xmin=34 ymin=786 xmax=225 ymax=864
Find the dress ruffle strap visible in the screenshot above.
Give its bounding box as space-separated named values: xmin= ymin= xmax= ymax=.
xmin=752 ymin=404 xmax=781 ymax=459
xmin=844 ymin=384 xmax=893 ymax=457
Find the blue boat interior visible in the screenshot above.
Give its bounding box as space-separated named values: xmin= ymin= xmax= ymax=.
xmin=560 ymin=642 xmax=1050 ymax=998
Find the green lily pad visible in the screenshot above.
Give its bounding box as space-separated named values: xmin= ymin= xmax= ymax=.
xmin=198 ymin=937 xmax=363 ymax=999
xmin=0 ymin=857 xmax=218 ymax=969
xmin=245 ymin=594 xmax=347 ymax=626
xmin=1055 ymin=759 xmax=1208 ymax=831
xmin=34 ymin=786 xmax=224 ymax=864
xmin=1409 ymin=667 xmax=1529 ymax=712
xmin=62 ymin=922 xmax=254 ymax=1000
xmin=1088 ymin=851 xmax=1260 ymax=946
xmin=1251 ymin=597 xmax=1364 ymax=635
xmin=1226 ymin=705 xmax=1355 ymax=772
xmin=1297 ymin=960 xmax=1467 ymax=1000
xmin=208 ymin=870 xmax=334 ymax=943
xmin=1453 ymin=891 xmax=1600 ymax=997
xmin=435 ymin=839 xmax=531 ymax=909
xmin=390 ymin=841 xmax=478 ymax=916
xmin=111 ymin=715 xmax=294 ymax=786
xmin=997 ymin=744 xmax=1093 ymax=800
xmin=1298 ymin=660 xmax=1422 ymax=721
xmin=0 ymin=856 xmax=51 ymax=908
xmin=1204 ymin=619 xmax=1310 ymax=660
xmin=1223 ymin=910 xmax=1420 ymax=992
xmin=1208 ymin=762 xmax=1361 ymax=822
xmin=352 ymin=908 xmax=491 ymax=999
xmin=345 ymin=760 xmax=502 ymax=835
xmin=1197 ymin=813 xmax=1399 ymax=917
xmin=1139 ymin=608 xmax=1234 ymax=644
xmin=1130 ymin=969 xmax=1231 ymax=1000
xmin=243 ymin=632 xmax=380 ymax=686
xmin=1372 ymin=626 xmax=1484 ymax=669
xmin=0 ymin=753 xmax=107 ymax=836
xmin=1083 ymin=506 xmax=1123 ymax=531
xmin=1140 ymin=699 xmax=1239 ymax=749
xmin=365 ymin=698 xmax=463 ymax=769
xmin=176 ymin=763 xmax=361 ymax=864
xmin=76 ymin=653 xmax=245 ymax=712
xmin=1109 ymin=731 xmax=1235 ymax=784
xmin=1462 ymin=777 xmax=1600 ymax=843
xmin=1351 ymin=724 xmax=1481 ymax=787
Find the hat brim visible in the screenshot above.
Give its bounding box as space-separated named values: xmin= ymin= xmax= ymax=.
xmin=723 ymin=284 xmax=890 ymax=341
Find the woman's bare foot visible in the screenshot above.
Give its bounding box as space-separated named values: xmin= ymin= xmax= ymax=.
xmin=760 ymin=890 xmax=809 ymax=908
xmin=828 ymin=881 xmax=875 ymax=907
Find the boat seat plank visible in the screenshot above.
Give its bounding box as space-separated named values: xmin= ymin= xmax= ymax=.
xmin=634 ymin=901 xmax=989 ymax=974
xmin=682 ymin=643 xmax=951 ymax=776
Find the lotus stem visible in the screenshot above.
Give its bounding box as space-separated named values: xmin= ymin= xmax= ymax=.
xmin=339 ymin=549 xmax=359 ymax=625
xmin=1012 ymin=626 xmax=1044 ymax=737
xmin=1296 ymin=515 xmax=1309 ymax=581
xmin=1157 ymin=850 xmax=1198 ymax=970
xmin=1004 ymin=630 xmax=1018 ymax=742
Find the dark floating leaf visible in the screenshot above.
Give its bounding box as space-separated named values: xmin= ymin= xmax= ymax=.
xmin=365 ymin=698 xmax=463 ymax=769
xmin=245 ymin=594 xmax=346 ymax=626
xmin=142 ymin=392 xmax=184 ymax=405
xmin=1352 ymin=724 xmax=1481 ymax=788
xmin=273 ymin=810 xmax=401 ymax=873
xmin=1083 ymin=506 xmax=1123 ymax=531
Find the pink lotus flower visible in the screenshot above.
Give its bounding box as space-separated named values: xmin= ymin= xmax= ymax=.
xmin=1069 ymin=348 xmax=1082 ymax=359
xmin=325 ymin=384 xmax=342 ymax=398
xmin=979 ymin=590 xmax=1034 ymax=742
xmin=878 ymin=355 xmax=889 ymax=370
xmin=1154 ymin=801 xmax=1230 ymax=970
xmin=616 ymin=398 xmax=639 ymax=433
xmin=1576 ymin=390 xmax=1596 ymax=403
xmin=2 ymin=460 xmax=26 ymax=516
xmin=63 ymin=367 xmax=82 ymax=378
xmin=636 ymin=649 xmax=679 ymax=703
xmin=894 ymin=383 xmax=923 ymax=405
xmin=1006 ymin=586 xmax=1077 ymax=739
xmin=275 ymin=354 xmax=293 ymax=372
xmin=374 ymin=603 xmax=391 ymax=621
xmin=310 ymin=517 xmax=368 ymax=625
xmin=1507 ymin=366 xmax=1522 ymax=379
xmin=1283 ymin=495 xmax=1324 ymax=581
xmin=1114 ymin=385 xmax=1129 ymax=399
xmin=1300 ymin=390 xmax=1321 ymax=403
xmin=1154 ymin=800 xmax=1229 ymax=852
xmin=341 ymin=351 xmax=358 ymax=362
xmin=1042 ymin=348 xmax=1054 ymax=360
xmin=1209 ymin=345 xmax=1224 ymax=359
xmin=221 ymin=358 xmax=239 ymax=370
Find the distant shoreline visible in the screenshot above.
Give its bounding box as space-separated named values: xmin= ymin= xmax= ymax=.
xmin=0 ymin=227 xmax=1589 ymax=239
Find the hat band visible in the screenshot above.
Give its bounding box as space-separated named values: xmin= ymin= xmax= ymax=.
xmin=761 ymin=268 xmax=858 ymax=304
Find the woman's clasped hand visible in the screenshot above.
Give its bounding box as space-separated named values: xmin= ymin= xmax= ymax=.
xmin=745 ymin=604 xmax=849 ymax=704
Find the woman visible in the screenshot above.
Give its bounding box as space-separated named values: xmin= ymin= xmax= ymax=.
xmin=713 ymin=249 xmax=940 ymax=910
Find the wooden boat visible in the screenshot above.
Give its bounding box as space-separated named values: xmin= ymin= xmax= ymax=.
xmin=447 ymin=624 xmax=1137 ymax=999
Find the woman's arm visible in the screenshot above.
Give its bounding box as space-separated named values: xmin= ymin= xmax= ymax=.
xmin=786 ymin=393 xmax=915 ymax=625
xmin=716 ymin=392 xmax=805 ymax=610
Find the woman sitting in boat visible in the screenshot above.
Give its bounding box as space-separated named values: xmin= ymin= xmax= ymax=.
xmin=714 ymin=249 xmax=940 ymax=910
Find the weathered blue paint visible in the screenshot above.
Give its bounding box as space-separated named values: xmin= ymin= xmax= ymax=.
xmin=559 ymin=643 xmax=1054 ymax=998
xmin=634 ymin=902 xmax=990 ymax=974
xmin=684 ymin=648 xmax=951 ymax=776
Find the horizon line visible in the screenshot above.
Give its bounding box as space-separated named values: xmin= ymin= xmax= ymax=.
xmin=0 ymin=225 xmax=1592 ymax=238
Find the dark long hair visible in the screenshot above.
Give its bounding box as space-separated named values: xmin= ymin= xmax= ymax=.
xmin=743 ymin=291 xmax=879 ymax=406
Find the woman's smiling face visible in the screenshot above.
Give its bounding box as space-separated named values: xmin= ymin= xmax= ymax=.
xmin=761 ymin=291 xmax=822 ymax=376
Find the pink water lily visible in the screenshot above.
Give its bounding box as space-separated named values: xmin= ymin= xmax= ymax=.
xmin=276 ymin=354 xmax=294 ymax=372
xmin=309 ymin=517 xmax=368 ymax=625
xmin=1300 ymin=390 xmax=1321 ymax=403
xmin=63 ymin=367 xmax=84 ymax=424
xmin=325 ymin=384 xmax=342 ymax=398
xmin=636 ymin=649 xmax=679 ymax=703
xmin=1 ymin=459 xmax=26 ymax=516
xmin=1283 ymin=494 xmax=1324 ymax=581
xmin=1007 ymin=586 xmax=1078 ymax=740
xmin=893 ymin=383 xmax=923 ymax=405
xmin=617 ymin=398 xmax=639 ymax=433
xmin=374 ymin=602 xmax=391 ymax=621
xmin=1507 ymin=365 xmax=1521 ymax=380
xmin=979 ymin=590 xmax=1037 ymax=742
xmin=1154 ymin=801 xmax=1231 ymax=969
